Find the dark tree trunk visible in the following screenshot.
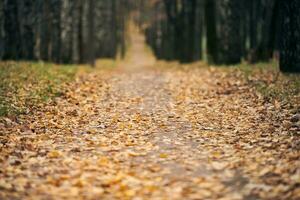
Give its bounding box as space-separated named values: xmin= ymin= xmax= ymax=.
xmin=184 ymin=0 xmax=197 ymax=62
xmin=71 ymin=0 xmax=80 ymax=63
xmin=240 ymin=0 xmax=248 ymax=59
xmin=120 ymin=0 xmax=127 ymax=59
xmin=3 ymin=0 xmax=21 ymax=60
xmin=50 ymin=0 xmax=62 ymax=63
xmin=268 ymin=0 xmax=280 ymax=59
xmin=40 ymin=0 xmax=51 ymax=61
xmin=205 ymin=0 xmax=217 ymax=64
xmin=248 ymin=0 xmax=259 ymax=63
xmin=217 ymin=0 xmax=242 ymax=65
xmin=248 ymin=0 xmax=279 ymax=63
xmin=19 ymin=0 xmax=35 ymax=60
xmin=194 ymin=0 xmax=203 ymax=61
xmin=256 ymin=0 xmax=275 ymax=61
xmin=0 ymin=0 xmax=4 ymax=59
xmin=77 ymin=0 xmax=84 ymax=63
xmin=164 ymin=0 xmax=183 ymax=61
xmin=249 ymin=0 xmax=258 ymax=50
xmin=87 ymin=0 xmax=95 ymax=66
xmin=61 ymin=0 xmax=74 ymax=63
xmin=280 ymin=0 xmax=300 ymax=73
xmin=111 ymin=0 xmax=117 ymax=58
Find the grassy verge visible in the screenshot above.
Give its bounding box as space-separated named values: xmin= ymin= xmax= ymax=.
xmin=0 ymin=61 xmax=78 ymax=117
xmin=95 ymin=59 xmax=119 ymax=70
xmin=227 ymin=61 xmax=300 ymax=104
xmin=171 ymin=60 xmax=299 ymax=105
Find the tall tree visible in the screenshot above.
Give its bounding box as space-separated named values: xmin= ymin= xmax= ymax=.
xmin=194 ymin=0 xmax=204 ymax=61
xmin=248 ymin=0 xmax=259 ymax=63
xmin=280 ymin=0 xmax=300 ymax=72
xmin=110 ymin=0 xmax=118 ymax=58
xmin=184 ymin=0 xmax=197 ymax=62
xmin=3 ymin=0 xmax=21 ymax=60
xmin=162 ymin=0 xmax=199 ymax=62
xmin=87 ymin=0 xmax=95 ymax=66
xmin=205 ymin=0 xmax=217 ymax=64
xmin=0 ymin=0 xmax=4 ymax=59
xmin=77 ymin=0 xmax=84 ymax=63
xmin=19 ymin=0 xmax=35 ymax=60
xmin=49 ymin=0 xmax=62 ymax=63
xmin=256 ymin=0 xmax=276 ymax=61
xmin=217 ymin=0 xmax=242 ymax=64
xmin=60 ymin=0 xmax=74 ymax=63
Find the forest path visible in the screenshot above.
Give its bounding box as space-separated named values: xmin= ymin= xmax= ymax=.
xmin=119 ymin=24 xmax=156 ymax=71
xmin=1 ymin=27 xmax=299 ymax=200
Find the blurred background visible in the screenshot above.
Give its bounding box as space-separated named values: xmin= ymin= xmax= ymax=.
xmin=0 ymin=0 xmax=279 ymax=64
xmin=0 ymin=0 xmax=299 ymax=72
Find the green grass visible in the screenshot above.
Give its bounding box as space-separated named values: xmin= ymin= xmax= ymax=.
xmin=230 ymin=61 xmax=300 ymax=104
xmin=0 ymin=61 xmax=78 ymax=117
xmin=96 ymin=59 xmax=119 ymax=70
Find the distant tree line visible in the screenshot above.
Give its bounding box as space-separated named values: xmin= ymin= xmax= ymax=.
xmin=0 ymin=0 xmax=299 ymax=72
xmin=145 ymin=0 xmax=300 ymax=72
xmin=0 ymin=0 xmax=129 ymax=65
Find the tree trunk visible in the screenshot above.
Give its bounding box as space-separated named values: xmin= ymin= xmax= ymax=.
xmin=184 ymin=0 xmax=196 ymax=62
xmin=205 ymin=0 xmax=217 ymax=64
xmin=119 ymin=0 xmax=127 ymax=59
xmin=111 ymin=0 xmax=117 ymax=58
xmin=77 ymin=0 xmax=84 ymax=63
xmin=61 ymin=0 xmax=74 ymax=63
xmin=40 ymin=0 xmax=51 ymax=61
xmin=268 ymin=0 xmax=280 ymax=59
xmin=3 ymin=0 xmax=21 ymax=60
xmin=217 ymin=0 xmax=242 ymax=65
xmin=194 ymin=0 xmax=203 ymax=61
xmin=50 ymin=0 xmax=62 ymax=63
xmin=0 ymin=0 xmax=4 ymax=59
xmin=256 ymin=0 xmax=275 ymax=61
xmin=87 ymin=0 xmax=95 ymax=66
xmin=280 ymin=0 xmax=300 ymax=73
xmin=19 ymin=0 xmax=35 ymax=60
xmin=248 ymin=0 xmax=259 ymax=63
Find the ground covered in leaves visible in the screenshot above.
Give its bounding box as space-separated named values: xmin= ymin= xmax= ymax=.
xmin=0 ymin=62 xmax=78 ymax=117
xmin=0 ymin=33 xmax=300 ymax=200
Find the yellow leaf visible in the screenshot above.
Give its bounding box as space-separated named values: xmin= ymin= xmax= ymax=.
xmin=97 ymin=157 xmax=109 ymax=166
xmin=87 ymin=128 xmax=97 ymax=134
xmin=124 ymin=189 xmax=136 ymax=197
xmin=73 ymin=179 xmax=87 ymax=187
xmin=159 ymin=153 xmax=168 ymax=158
xmin=47 ymin=150 xmax=62 ymax=159
xmin=212 ymin=151 xmax=222 ymax=158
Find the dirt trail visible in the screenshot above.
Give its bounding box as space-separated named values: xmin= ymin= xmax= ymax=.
xmin=0 ymin=26 xmax=299 ymax=200
xmin=120 ymin=24 xmax=156 ymax=71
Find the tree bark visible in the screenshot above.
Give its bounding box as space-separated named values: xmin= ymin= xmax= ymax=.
xmin=280 ymin=0 xmax=300 ymax=73
xmin=50 ymin=0 xmax=62 ymax=63
xmin=0 ymin=0 xmax=4 ymax=59
xmin=194 ymin=0 xmax=203 ymax=61
xmin=184 ymin=0 xmax=197 ymax=62
xmin=77 ymin=0 xmax=84 ymax=63
xmin=3 ymin=0 xmax=21 ymax=60
xmin=87 ymin=0 xmax=95 ymax=66
xmin=205 ymin=0 xmax=217 ymax=64
xmin=217 ymin=0 xmax=242 ymax=65
xmin=19 ymin=0 xmax=35 ymax=60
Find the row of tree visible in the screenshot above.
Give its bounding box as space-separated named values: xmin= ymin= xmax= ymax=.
xmin=0 ymin=0 xmax=299 ymax=72
xmin=144 ymin=0 xmax=300 ymax=72
xmin=0 ymin=0 xmax=129 ymax=65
